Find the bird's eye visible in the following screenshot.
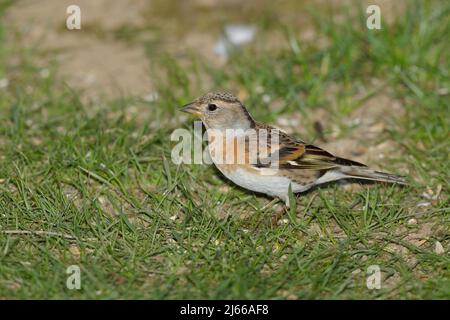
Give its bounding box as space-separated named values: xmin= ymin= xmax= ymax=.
xmin=208 ymin=103 xmax=218 ymax=111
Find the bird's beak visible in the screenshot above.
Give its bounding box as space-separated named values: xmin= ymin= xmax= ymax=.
xmin=181 ymin=102 xmax=202 ymax=117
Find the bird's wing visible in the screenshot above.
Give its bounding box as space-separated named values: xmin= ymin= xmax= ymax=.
xmin=255 ymin=125 xmax=366 ymax=170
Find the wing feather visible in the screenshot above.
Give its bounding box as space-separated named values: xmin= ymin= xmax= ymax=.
xmin=254 ymin=123 xmax=366 ymax=170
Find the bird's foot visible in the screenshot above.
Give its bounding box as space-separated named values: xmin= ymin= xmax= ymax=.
xmin=271 ymin=206 xmax=287 ymax=226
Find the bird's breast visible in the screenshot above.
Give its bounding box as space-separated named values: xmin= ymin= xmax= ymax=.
xmin=215 ymin=164 xmax=308 ymax=198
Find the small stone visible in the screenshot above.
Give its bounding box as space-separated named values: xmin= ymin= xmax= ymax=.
xmin=351 ymin=268 xmax=362 ymax=275
xmin=407 ymin=218 xmax=417 ymax=225
xmin=98 ymin=196 xmax=106 ymax=204
xmin=40 ymin=68 xmax=50 ymax=78
xmin=421 ymin=192 xmax=432 ymax=199
xmin=277 ymin=118 xmax=289 ymax=126
xmin=69 ymin=245 xmax=81 ymax=257
xmin=0 ymin=78 xmax=9 ymax=89
xmin=143 ymin=92 xmax=159 ymax=102
xmin=254 ymin=85 xmax=264 ymax=94
xmin=437 ymin=87 xmax=449 ymax=95
xmin=434 ymin=241 xmax=445 ymax=254
xmin=416 ymin=201 xmax=430 ymax=208
xmin=434 ymin=184 xmax=442 ymax=200
xmin=262 ymin=94 xmax=271 ymax=103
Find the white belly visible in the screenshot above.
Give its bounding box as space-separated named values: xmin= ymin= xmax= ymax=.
xmin=217 ymin=167 xmax=310 ymax=198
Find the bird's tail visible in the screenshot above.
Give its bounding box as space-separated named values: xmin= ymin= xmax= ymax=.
xmin=338 ymin=166 xmax=407 ymax=185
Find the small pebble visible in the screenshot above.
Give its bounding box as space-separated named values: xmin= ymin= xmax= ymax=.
xmin=416 ymin=201 xmax=430 ymax=208
xmin=69 ymin=245 xmax=81 ymax=257
xmin=262 ymin=94 xmax=271 ymax=103
xmin=434 ymin=241 xmax=445 ymax=254
xmin=143 ymin=92 xmax=159 ymax=102
xmin=0 ymin=78 xmax=9 ymax=89
xmin=277 ymin=118 xmax=289 ymax=126
xmin=351 ymin=269 xmax=362 ymax=275
xmin=40 ymin=68 xmax=50 ymax=78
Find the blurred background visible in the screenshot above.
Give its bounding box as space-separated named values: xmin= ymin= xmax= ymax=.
xmin=5 ymin=0 xmax=405 ymax=101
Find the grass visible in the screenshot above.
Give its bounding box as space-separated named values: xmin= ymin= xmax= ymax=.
xmin=0 ymin=1 xmax=449 ymax=299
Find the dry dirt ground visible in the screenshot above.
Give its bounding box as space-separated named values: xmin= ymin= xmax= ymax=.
xmin=6 ymin=0 xmax=152 ymax=101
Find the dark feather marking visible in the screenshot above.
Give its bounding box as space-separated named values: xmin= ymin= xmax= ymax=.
xmin=241 ymin=105 xmax=255 ymax=127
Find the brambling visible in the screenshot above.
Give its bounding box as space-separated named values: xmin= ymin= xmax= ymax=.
xmin=182 ymin=91 xmax=406 ymax=209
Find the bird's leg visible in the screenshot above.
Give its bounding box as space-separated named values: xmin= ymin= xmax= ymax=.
xmin=271 ymin=207 xmax=286 ymax=226
xmin=271 ymin=194 xmax=300 ymax=226
xmin=271 ymin=196 xmax=289 ymax=226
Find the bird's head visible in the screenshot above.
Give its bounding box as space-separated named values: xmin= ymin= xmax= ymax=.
xmin=181 ymin=92 xmax=254 ymax=130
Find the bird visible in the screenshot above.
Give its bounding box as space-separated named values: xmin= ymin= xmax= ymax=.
xmin=181 ymin=91 xmax=406 ymax=213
